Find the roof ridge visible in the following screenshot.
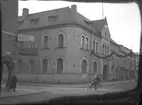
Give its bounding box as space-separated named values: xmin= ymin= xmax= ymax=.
xmin=19 ymin=6 xmax=70 ymax=17
xmin=91 ymin=19 xmax=105 ymax=22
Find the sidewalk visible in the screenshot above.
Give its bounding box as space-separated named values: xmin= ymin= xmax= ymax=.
xmin=2 ymin=80 xmax=135 ymax=88
xmin=0 ymin=87 xmax=43 ymax=98
xmin=0 ymin=80 xmax=136 ymax=98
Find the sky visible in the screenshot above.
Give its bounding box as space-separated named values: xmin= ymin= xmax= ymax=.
xmin=18 ymin=1 xmax=141 ymax=53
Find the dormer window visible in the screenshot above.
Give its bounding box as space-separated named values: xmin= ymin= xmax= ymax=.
xmin=30 ymin=18 xmax=39 ymax=24
xmin=48 ymin=14 xmax=59 ymax=21
xmin=84 ymin=20 xmax=92 ymax=26
xmin=18 ymin=20 xmax=24 ymax=25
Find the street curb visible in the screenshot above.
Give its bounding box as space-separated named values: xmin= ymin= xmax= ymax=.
xmin=2 ymin=80 xmax=136 ymax=88
xmin=0 ymin=91 xmax=45 ymax=98
xmin=18 ymin=80 xmax=134 ymax=86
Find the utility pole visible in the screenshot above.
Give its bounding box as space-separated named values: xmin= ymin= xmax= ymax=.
xmin=102 ymin=1 xmax=104 ymax=19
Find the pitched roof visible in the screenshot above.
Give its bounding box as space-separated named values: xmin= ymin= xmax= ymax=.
xmin=18 ymin=6 xmax=99 ymax=35
xmin=18 ymin=7 xmax=75 ymax=29
xmin=91 ymin=19 xmax=106 ymax=32
xmin=110 ymin=38 xmax=118 ymax=46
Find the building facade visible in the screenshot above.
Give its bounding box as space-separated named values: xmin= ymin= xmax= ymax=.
xmin=2 ymin=5 xmax=138 ymax=84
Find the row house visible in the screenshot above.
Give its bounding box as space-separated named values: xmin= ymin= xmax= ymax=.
xmin=118 ymin=45 xmax=136 ymax=80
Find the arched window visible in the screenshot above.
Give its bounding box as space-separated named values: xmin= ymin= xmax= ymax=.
xmin=81 ymin=59 xmax=87 ymax=74
xmin=111 ymin=65 xmax=114 ymax=73
xmin=57 ymin=58 xmax=63 ymax=74
xmin=43 ymin=36 xmax=49 ymax=48
xmin=29 ymin=59 xmax=34 ymax=73
xmin=81 ymin=36 xmax=84 ymax=48
xmin=58 ymin=34 xmax=64 ymax=47
xmin=93 ymin=62 xmax=97 ymax=74
xmin=96 ymin=42 xmax=98 ymax=53
xmin=85 ymin=37 xmax=88 ymax=49
xmin=93 ymin=40 xmax=95 ymax=52
xmin=42 ymin=58 xmax=48 ymax=73
xmin=18 ymin=59 xmax=22 ymax=73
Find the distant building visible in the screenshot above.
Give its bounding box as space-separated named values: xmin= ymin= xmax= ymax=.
xmin=2 ymin=5 xmax=138 ymax=83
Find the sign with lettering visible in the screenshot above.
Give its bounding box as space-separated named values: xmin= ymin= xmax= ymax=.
xmin=18 ymin=34 xmax=34 ymax=42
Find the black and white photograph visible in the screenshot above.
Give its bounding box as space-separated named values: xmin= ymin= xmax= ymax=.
xmin=0 ymin=0 xmax=141 ymax=104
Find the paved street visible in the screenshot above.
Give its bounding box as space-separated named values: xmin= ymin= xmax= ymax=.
xmin=0 ymin=80 xmax=137 ymax=104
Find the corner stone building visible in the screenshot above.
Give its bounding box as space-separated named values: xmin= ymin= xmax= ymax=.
xmin=2 ymin=5 xmax=137 ymax=84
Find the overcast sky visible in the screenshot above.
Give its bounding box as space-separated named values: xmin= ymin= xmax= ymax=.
xmin=18 ymin=1 xmax=141 ymax=53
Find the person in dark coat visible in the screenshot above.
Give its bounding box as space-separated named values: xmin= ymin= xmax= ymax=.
xmin=8 ymin=74 xmax=17 ymax=92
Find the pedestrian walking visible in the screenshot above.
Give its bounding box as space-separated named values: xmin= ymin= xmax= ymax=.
xmin=8 ymin=74 xmax=17 ymax=92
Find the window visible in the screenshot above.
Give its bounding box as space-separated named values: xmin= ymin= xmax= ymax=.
xmin=30 ymin=19 xmax=38 ymax=24
xmin=103 ymin=45 xmax=109 ymax=55
xmin=29 ymin=59 xmax=34 ymax=73
xmin=107 ymin=46 xmax=109 ymax=55
xmin=18 ymin=20 xmax=24 ymax=25
xmin=43 ymin=36 xmax=49 ymax=48
xmin=84 ymin=20 xmax=92 ymax=26
xmin=42 ymin=58 xmax=48 ymax=73
xmin=30 ymin=42 xmax=35 ymax=48
xmin=96 ymin=42 xmax=98 ymax=53
xmin=57 ymin=58 xmax=63 ymax=74
xmin=111 ymin=65 xmax=114 ymax=73
xmin=103 ymin=45 xmax=105 ymax=55
xmin=93 ymin=40 xmax=95 ymax=52
xmin=48 ymin=14 xmax=59 ymax=21
xmin=93 ymin=62 xmax=97 ymax=74
xmin=58 ymin=34 xmax=64 ymax=48
xmin=81 ymin=36 xmax=85 ymax=48
xmin=85 ymin=37 xmax=88 ymax=49
xmin=81 ymin=59 xmax=87 ymax=74
xmin=19 ymin=42 xmax=35 ymax=48
xmin=105 ymin=46 xmax=107 ymax=55
xmin=92 ymin=40 xmax=98 ymax=53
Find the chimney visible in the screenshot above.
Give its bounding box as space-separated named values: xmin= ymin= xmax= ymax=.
xmin=71 ymin=5 xmax=77 ymax=12
xmin=22 ymin=8 xmax=29 ymax=17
